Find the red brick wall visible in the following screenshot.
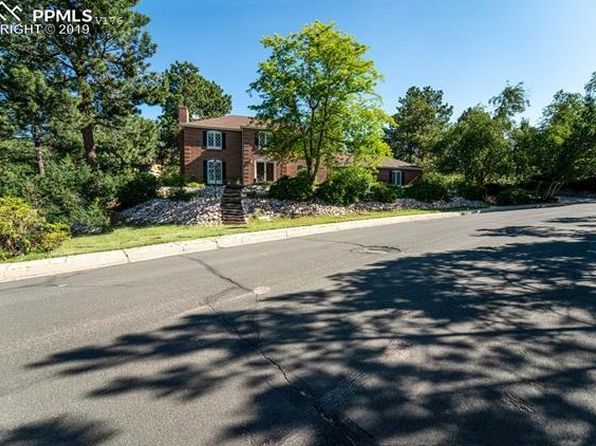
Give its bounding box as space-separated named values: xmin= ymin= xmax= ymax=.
xmin=180 ymin=126 xmax=419 ymax=186
xmin=377 ymin=168 xmax=422 ymax=186
xmin=181 ymin=127 xmax=243 ymax=183
xmin=288 ymin=161 xmax=328 ymax=183
xmin=241 ymin=128 xmax=258 ymax=184
xmin=241 ymin=128 xmax=303 ymax=184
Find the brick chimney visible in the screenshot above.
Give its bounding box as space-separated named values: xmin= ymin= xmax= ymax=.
xmin=178 ymin=106 xmax=189 ymax=124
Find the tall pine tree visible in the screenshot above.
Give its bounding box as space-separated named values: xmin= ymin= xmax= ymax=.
xmin=1 ymin=0 xmax=157 ymax=168
xmin=157 ymin=61 xmax=231 ymax=163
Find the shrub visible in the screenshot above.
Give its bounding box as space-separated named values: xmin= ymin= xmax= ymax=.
xmin=369 ymin=182 xmax=403 ymax=203
xmin=170 ymin=187 xmax=195 ymax=201
xmin=495 ymin=188 xmax=535 ymax=205
xmin=159 ymin=165 xmax=186 ymax=187
xmin=317 ymin=166 xmax=376 ymax=205
xmin=0 ymin=161 xmax=36 ymax=197
xmin=269 ymin=171 xmax=314 ymax=201
xmin=68 ymin=203 xmax=111 ymax=229
xmin=0 ymin=196 xmax=69 ymax=259
xmin=24 ymin=157 xmax=111 ymax=227
xmin=117 ymin=172 xmax=158 ymax=209
xmin=455 ymin=183 xmax=486 ymax=201
xmin=185 ymin=181 xmax=204 ymax=189
xmin=403 ymin=176 xmax=450 ymax=202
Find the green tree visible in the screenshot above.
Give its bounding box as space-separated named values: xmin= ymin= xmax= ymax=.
xmin=489 ymin=82 xmax=530 ymax=124
xmin=0 ymin=63 xmax=76 ymax=175
xmin=438 ymin=106 xmax=509 ymax=187
xmin=527 ymin=85 xmax=596 ymax=199
xmin=1 ymin=0 xmax=157 ymax=169
xmin=157 ymin=61 xmax=231 ymax=163
xmin=97 ymin=115 xmax=159 ymax=172
xmin=249 ymin=21 xmax=391 ymax=186
xmin=385 ymin=86 xmax=453 ymax=165
xmin=0 ymin=104 xmax=14 ymax=138
xmin=511 ymin=118 xmax=540 ymax=181
xmin=437 ymin=83 xmax=530 ymax=188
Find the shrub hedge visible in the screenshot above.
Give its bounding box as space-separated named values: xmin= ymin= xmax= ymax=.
xmin=495 ymin=188 xmax=535 ymax=205
xmin=116 ymin=172 xmax=159 ymax=209
xmin=403 ymin=176 xmax=450 ymax=201
xmin=0 ymin=196 xmax=69 ymax=259
xmin=269 ymin=171 xmax=314 ymax=201
xmin=368 ymin=182 xmax=403 ymax=203
xmin=317 ymin=166 xmax=376 ymax=205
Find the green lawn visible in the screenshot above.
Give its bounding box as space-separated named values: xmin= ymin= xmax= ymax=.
xmin=6 ymin=209 xmax=433 ymax=263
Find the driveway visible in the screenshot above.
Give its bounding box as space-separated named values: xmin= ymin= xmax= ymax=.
xmin=1 ymin=204 xmax=595 ymax=445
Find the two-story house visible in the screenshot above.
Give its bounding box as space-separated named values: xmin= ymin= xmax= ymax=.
xmin=178 ymin=107 xmax=422 ymax=186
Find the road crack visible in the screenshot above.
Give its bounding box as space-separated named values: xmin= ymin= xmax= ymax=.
xmin=183 ymin=256 xmax=254 ymax=294
xmin=303 ymin=236 xmax=401 ymax=254
xmin=186 ymin=256 xmax=378 ymax=445
xmin=207 ymin=302 xmax=378 ymax=445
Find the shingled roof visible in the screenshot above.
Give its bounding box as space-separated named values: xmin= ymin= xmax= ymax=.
xmin=336 ymin=155 xmax=421 ymax=170
xmin=183 ymin=115 xmax=266 ymax=130
xmin=378 ymin=157 xmax=422 ymax=170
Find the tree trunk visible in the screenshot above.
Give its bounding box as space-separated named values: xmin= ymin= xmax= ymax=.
xmin=32 ymin=125 xmax=44 ymax=176
xmin=534 ymin=180 xmax=543 ymax=197
xmin=542 ymin=181 xmax=562 ymax=200
xmin=551 ymin=182 xmax=564 ymax=199
xmin=82 ymin=124 xmax=97 ymax=168
xmin=36 ymin=148 xmax=45 ymax=176
xmin=311 ymin=154 xmax=322 ymax=187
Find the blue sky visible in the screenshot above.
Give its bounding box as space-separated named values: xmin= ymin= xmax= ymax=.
xmin=138 ymin=0 xmax=596 ymax=123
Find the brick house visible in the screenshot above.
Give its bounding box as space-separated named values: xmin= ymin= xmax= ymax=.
xmin=178 ymin=107 xmax=422 ymax=186
xmin=376 ymin=158 xmax=423 ymax=186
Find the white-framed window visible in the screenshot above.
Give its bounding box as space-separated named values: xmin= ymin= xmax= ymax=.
xmin=255 ymin=161 xmax=275 ymax=183
xmin=390 ymin=170 xmax=403 ymax=186
xmin=257 ymin=131 xmax=271 ymax=149
xmin=206 ymin=130 xmax=223 ymax=150
xmin=207 ymin=159 xmax=223 ymax=184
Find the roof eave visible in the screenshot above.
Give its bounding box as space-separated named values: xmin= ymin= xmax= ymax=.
xmin=182 ymin=123 xmax=243 ymax=131
xmin=378 ymin=165 xmax=423 ymax=170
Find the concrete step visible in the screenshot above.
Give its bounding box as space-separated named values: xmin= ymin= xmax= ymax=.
xmin=221 ymin=186 xmax=246 ymax=225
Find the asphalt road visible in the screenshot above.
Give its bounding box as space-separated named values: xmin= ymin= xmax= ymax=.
xmin=1 ymin=204 xmax=595 ymax=446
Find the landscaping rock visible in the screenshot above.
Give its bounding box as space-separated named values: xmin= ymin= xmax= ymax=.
xmin=118 ymin=198 xmax=221 ymax=225
xmin=243 ymin=199 xmax=350 ymax=219
xmin=243 ymin=196 xmax=486 ymax=219
xmin=157 ymin=185 xmax=224 ymax=200
xmin=243 ymin=184 xmax=270 ymax=198
xmin=117 ymin=193 xmax=486 ymax=227
xmin=395 ymin=196 xmax=487 ymax=210
xmin=200 ymin=185 xmax=225 ymax=199
xmin=70 ymin=222 xmax=106 ymax=235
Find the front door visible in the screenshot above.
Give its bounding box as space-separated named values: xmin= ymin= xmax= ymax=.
xmin=207 ymin=160 xmax=223 ymax=184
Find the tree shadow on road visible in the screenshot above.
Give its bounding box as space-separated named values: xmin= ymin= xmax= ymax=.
xmin=23 ymin=217 xmax=596 ymax=445
xmin=0 ymin=415 xmax=118 ymax=446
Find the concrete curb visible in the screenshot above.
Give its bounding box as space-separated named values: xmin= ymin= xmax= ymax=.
xmin=471 ymin=202 xmax=564 ymax=213
xmin=0 ymin=201 xmax=582 ymax=283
